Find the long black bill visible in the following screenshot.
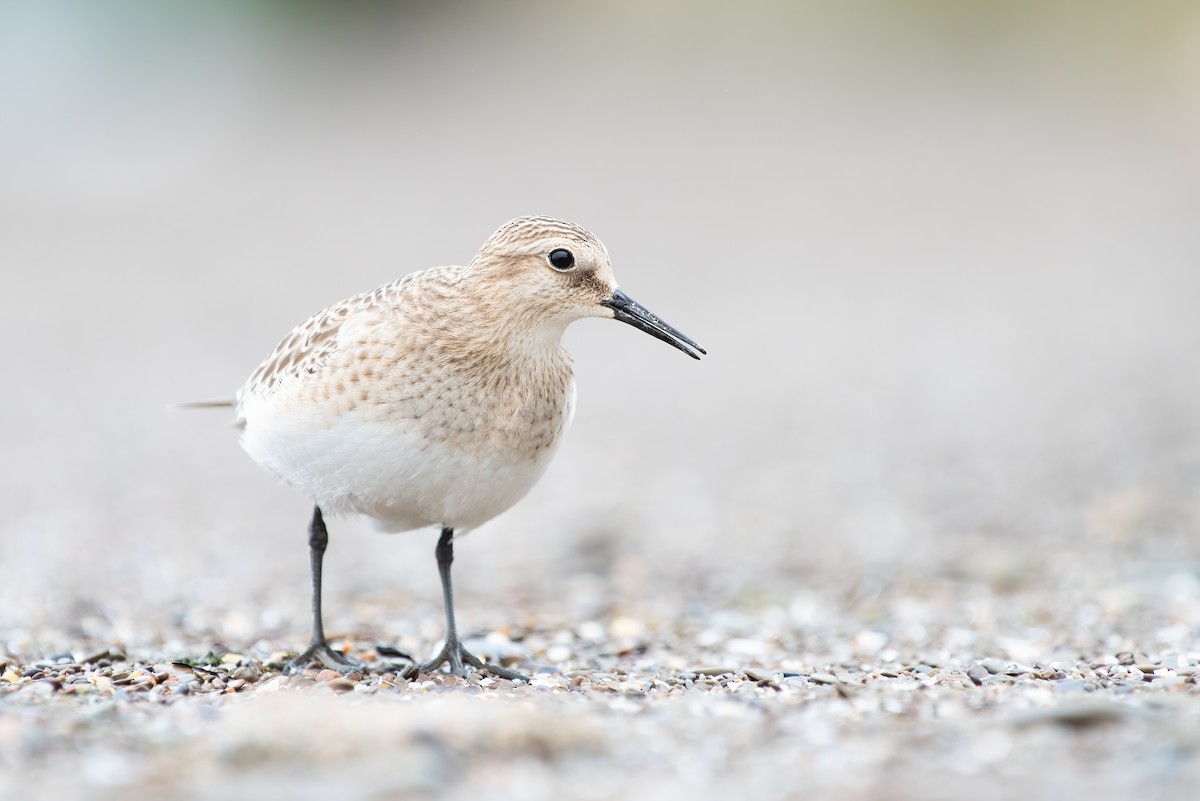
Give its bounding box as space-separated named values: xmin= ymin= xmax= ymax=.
xmin=601 ymin=288 xmax=706 ymax=360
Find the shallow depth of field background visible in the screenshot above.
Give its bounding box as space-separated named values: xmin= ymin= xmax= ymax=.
xmin=3 ymin=0 xmax=1200 ymax=679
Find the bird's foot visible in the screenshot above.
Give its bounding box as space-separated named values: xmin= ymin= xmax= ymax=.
xmin=401 ymin=640 xmax=527 ymax=682
xmin=285 ymin=639 xmax=360 ymax=674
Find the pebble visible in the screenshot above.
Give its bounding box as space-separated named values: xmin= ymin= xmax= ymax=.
xmin=327 ymin=678 xmax=356 ymax=694
xmin=978 ymin=658 xmax=1007 ymax=674
xmin=546 ymin=645 xmax=572 ymax=663
xmin=1154 ymin=676 xmax=1188 ymax=688
xmin=810 ymin=673 xmax=839 ymax=685
xmin=25 ymin=680 xmax=57 ymax=697
xmin=744 ymin=668 xmax=776 ymax=685
xmin=609 ymin=617 xmax=645 ymax=639
xmin=80 ymin=650 xmax=120 ymax=665
xmin=1161 ymin=653 xmax=1191 ymax=670
xmin=232 ymin=666 xmax=263 ymax=682
xmin=691 ymin=666 xmax=737 ymax=677
xmin=1011 ymin=702 xmax=1133 ymax=729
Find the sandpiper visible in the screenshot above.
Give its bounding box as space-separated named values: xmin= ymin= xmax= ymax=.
xmin=209 ymin=216 xmax=704 ymax=679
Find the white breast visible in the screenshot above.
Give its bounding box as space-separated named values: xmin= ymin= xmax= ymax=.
xmin=238 ymin=379 xmax=576 ymax=532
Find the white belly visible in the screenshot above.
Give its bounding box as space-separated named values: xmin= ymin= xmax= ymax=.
xmin=238 ymin=383 xmax=575 ymax=532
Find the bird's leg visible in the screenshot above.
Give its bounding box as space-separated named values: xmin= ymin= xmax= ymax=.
xmin=403 ymin=527 xmax=528 ymax=682
xmin=286 ymin=506 xmax=359 ymax=674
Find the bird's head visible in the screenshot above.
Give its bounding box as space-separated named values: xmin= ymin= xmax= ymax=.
xmin=468 ymin=215 xmax=705 ymax=359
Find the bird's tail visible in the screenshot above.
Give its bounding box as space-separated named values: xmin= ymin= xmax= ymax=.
xmin=171 ymin=399 xmax=236 ymax=410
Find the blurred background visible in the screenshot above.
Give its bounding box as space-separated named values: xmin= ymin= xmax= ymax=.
xmin=2 ymin=0 xmax=1200 ymax=656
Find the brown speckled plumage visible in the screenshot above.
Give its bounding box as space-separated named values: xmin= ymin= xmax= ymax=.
xmin=235 ymin=216 xmax=626 ymax=530
xmin=211 ymin=215 xmax=702 ymax=678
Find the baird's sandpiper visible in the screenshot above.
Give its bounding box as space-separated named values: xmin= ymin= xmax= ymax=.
xmin=201 ymin=215 xmax=704 ymax=679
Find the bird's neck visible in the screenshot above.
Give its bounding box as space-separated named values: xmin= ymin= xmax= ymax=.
xmin=451 ymin=275 xmax=573 ymax=365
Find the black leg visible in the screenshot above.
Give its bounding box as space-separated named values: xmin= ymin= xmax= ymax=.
xmin=435 ymin=527 xmax=465 ymax=675
xmin=402 ymin=527 xmax=528 ymax=682
xmin=286 ymin=506 xmax=359 ymax=674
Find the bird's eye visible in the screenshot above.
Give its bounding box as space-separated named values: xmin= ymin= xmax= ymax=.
xmin=547 ymin=248 xmax=575 ymax=271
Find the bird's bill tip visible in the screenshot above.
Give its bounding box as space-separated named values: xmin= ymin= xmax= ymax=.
xmin=601 ymin=288 xmax=705 ymax=360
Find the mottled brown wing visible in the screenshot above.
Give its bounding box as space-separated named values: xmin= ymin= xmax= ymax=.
xmin=237 ymin=278 xmax=405 ymax=406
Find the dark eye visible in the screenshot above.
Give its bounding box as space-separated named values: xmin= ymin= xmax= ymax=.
xmin=548 ymin=248 xmax=575 ymax=270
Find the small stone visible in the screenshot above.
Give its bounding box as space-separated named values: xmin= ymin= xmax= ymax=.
xmin=852 ymin=630 xmax=888 ymax=654
xmin=545 ymin=645 xmax=571 ymax=663
xmin=979 ymin=658 xmax=1006 ymax=674
xmin=315 ymin=669 xmax=341 ymax=683
xmin=967 ymin=664 xmax=988 ymax=686
xmin=744 ymin=668 xmax=776 ymax=684
xmin=1003 ymin=664 xmax=1034 ymax=676
xmin=609 ymin=616 xmax=645 ymax=639
xmin=25 ymin=680 xmax=57 ymax=697
xmin=691 ymin=666 xmax=737 ymax=677
xmin=232 ymin=666 xmax=262 ymax=682
xmin=1012 ymin=702 xmax=1131 ymax=729
xmin=810 ymin=672 xmax=839 ymax=685
xmin=1162 ymin=653 xmax=1190 ymax=670
xmin=577 ymin=621 xmax=605 ymax=641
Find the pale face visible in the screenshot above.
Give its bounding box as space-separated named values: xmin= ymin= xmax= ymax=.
xmin=470 ymin=216 xmax=705 ymax=359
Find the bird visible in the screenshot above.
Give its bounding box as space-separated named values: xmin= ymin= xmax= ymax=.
xmin=195 ymin=215 xmax=704 ymax=680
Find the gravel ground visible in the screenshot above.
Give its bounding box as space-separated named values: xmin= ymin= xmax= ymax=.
xmin=4 ymin=554 xmax=1200 ymax=800
xmin=5 ymin=3 xmax=1200 ymax=800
